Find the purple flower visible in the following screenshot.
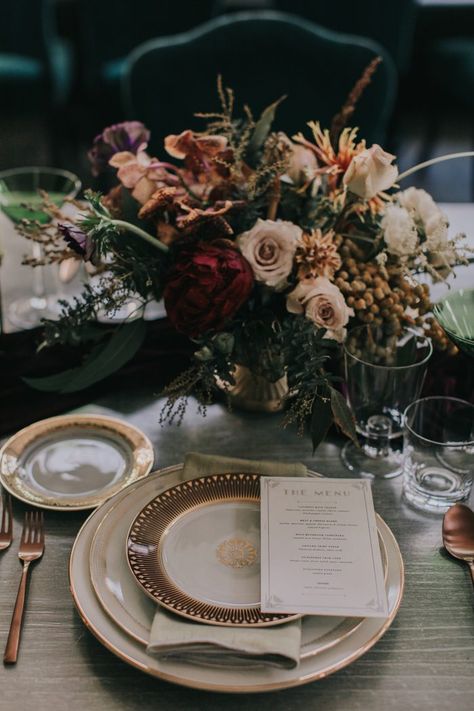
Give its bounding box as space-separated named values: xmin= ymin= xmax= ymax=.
xmin=59 ymin=223 xmax=95 ymax=262
xmin=88 ymin=121 xmax=150 ymax=176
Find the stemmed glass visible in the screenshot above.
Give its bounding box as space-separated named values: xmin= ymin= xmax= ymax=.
xmin=341 ymin=324 xmax=433 ymax=479
xmin=433 ymin=288 xmax=474 ymax=358
xmin=0 ymin=167 xmax=81 ymax=329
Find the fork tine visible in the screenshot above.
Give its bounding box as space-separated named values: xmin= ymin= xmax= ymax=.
xmin=39 ymin=511 xmax=44 ymax=544
xmin=21 ymin=512 xmax=30 ymax=544
xmin=34 ymin=511 xmax=42 ymax=543
xmin=31 ymin=511 xmax=37 ymax=543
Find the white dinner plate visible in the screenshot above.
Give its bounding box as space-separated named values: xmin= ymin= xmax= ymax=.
xmin=90 ymin=466 xmax=365 ymax=654
xmin=71 ymin=466 xmax=404 ymax=693
xmin=0 ymin=414 xmax=154 ymax=510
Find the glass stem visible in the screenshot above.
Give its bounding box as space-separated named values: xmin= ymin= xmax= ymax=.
xmin=32 ymin=243 xmax=47 ymax=302
xmin=364 ymin=415 xmax=392 ymax=458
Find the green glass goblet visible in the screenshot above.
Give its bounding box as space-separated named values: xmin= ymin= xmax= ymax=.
xmin=0 ymin=166 xmax=81 ymax=330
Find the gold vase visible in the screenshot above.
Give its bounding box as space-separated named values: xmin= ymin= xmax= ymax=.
xmin=223 ymin=365 xmax=288 ymax=413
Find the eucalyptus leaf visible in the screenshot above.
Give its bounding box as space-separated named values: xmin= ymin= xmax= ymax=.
xmin=311 ymin=388 xmax=333 ymax=453
xmin=330 ymin=387 xmax=359 ymax=447
xmin=23 ymin=319 xmax=146 ymax=393
xmin=247 ymin=96 xmax=286 ymax=159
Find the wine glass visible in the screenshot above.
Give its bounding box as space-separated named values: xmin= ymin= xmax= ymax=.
xmin=341 ymin=324 xmax=433 ymax=479
xmin=433 ymin=288 xmax=474 ymax=358
xmin=0 ymin=167 xmax=81 ymax=329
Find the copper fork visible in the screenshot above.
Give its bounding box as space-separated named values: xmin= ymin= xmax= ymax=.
xmin=0 ymin=493 xmax=13 ymax=552
xmin=4 ymin=511 xmax=45 ymax=664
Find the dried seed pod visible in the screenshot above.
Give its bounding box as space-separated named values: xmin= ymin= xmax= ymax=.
xmin=351 ymin=280 xmax=365 ymax=293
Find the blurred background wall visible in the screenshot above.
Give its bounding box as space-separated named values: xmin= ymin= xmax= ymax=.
xmin=0 ymin=0 xmax=472 ymax=200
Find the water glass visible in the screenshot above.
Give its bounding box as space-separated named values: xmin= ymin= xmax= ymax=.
xmin=402 ymin=396 xmax=474 ymax=513
xmin=342 ymin=325 xmax=433 ymax=478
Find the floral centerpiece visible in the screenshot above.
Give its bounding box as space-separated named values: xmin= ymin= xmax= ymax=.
xmin=20 ymin=70 xmax=470 ymax=451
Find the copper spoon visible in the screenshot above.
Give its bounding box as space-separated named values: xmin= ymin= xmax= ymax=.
xmin=442 ymin=503 xmax=474 ymax=587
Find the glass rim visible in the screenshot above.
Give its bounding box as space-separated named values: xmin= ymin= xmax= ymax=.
xmin=343 ymin=326 xmax=433 ymax=371
xmin=403 ymin=395 xmax=474 ymax=447
xmin=435 ymin=323 xmax=474 ymax=345
xmin=0 ymin=166 xmax=82 ymax=199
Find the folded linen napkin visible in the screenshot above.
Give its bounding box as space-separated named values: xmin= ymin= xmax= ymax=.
xmin=146 ymin=452 xmax=308 ymax=669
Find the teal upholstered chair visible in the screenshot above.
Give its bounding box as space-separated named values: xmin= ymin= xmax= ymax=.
xmin=123 ymin=11 xmax=397 ymax=153
xmin=79 ymin=0 xmax=215 ymax=106
xmin=274 ymin=0 xmax=418 ymax=73
xmin=0 ymin=0 xmax=72 ymax=110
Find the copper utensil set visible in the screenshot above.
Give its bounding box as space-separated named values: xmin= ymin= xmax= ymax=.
xmin=0 ymin=493 xmax=45 ymax=665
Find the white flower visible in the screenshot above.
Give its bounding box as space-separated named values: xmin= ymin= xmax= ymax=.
xmin=381 ymin=204 xmax=418 ymax=257
xmin=236 ymin=219 xmax=301 ymax=290
xmin=278 ymin=133 xmax=318 ymax=186
xmin=287 ymin=277 xmax=354 ymax=342
xmin=343 ymin=145 xmax=398 ymax=199
xmin=397 ymin=187 xmax=449 ymax=250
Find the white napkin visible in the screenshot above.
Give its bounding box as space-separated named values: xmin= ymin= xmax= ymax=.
xmin=146 ymin=452 xmax=307 ymax=669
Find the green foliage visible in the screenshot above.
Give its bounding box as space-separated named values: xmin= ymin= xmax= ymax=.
xmin=281 ymin=315 xmax=339 ymax=444
xmin=25 ymin=319 xmax=146 ymax=393
xmin=39 ymin=280 xmax=134 ymax=350
xmin=310 ymin=385 xmax=333 ymax=453
xmin=246 ymin=96 xmax=286 ymax=165
xmin=329 ymin=386 xmax=359 ymax=446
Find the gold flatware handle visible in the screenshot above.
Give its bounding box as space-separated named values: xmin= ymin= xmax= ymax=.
xmin=4 ymin=561 xmax=31 ymax=665
xmin=469 ymin=561 xmax=474 ymax=588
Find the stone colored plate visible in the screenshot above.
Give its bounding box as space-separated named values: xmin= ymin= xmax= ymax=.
xmin=90 ymin=465 xmax=369 ymax=655
xmin=70 ymin=472 xmax=404 ymax=693
xmin=0 ymin=414 xmax=154 ymax=510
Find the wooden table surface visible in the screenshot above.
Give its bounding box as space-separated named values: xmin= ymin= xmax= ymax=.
xmin=0 ymin=389 xmax=473 ymax=711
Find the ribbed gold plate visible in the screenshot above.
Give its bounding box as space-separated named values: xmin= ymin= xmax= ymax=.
xmin=126 ymin=473 xmax=301 ymax=627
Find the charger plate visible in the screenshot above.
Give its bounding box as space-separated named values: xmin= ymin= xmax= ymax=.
xmin=0 ymin=414 xmax=154 ymax=510
xmin=70 ymin=465 xmax=404 ymax=693
xmin=91 ymin=465 xmax=384 ymax=652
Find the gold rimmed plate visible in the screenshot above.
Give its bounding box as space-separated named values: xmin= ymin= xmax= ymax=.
xmin=92 ymin=465 xmax=387 ymax=654
xmin=127 ymin=473 xmax=301 ymax=627
xmin=0 ymin=414 xmax=154 ymax=511
xmin=71 ymin=468 xmax=404 ymax=693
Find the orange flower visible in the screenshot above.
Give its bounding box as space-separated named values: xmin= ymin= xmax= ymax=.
xmin=138 ymin=187 xmax=178 ymax=220
xmin=165 ymin=130 xmax=228 ymax=160
xmin=293 ymin=123 xmax=366 ymax=191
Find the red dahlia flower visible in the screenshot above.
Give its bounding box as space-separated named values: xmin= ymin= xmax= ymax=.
xmin=163 ymin=241 xmax=254 ymax=338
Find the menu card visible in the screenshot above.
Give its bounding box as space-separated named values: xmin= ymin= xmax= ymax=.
xmin=260 ymin=477 xmax=388 ymax=617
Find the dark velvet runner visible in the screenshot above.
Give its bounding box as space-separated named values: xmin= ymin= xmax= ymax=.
xmin=0 ymin=319 xmax=192 ymax=436
xmin=0 ymin=320 xmax=472 ymax=437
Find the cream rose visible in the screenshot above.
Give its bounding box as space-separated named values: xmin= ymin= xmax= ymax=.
xmin=343 ymin=145 xmax=398 ymax=199
xmin=236 ymin=219 xmax=301 ymax=290
xmin=287 ymin=277 xmax=354 ymax=342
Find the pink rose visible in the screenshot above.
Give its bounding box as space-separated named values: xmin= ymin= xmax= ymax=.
xmin=236 ymin=219 xmax=301 ymax=290
xmin=343 ymin=145 xmax=398 ymax=199
xmin=287 ymin=277 xmax=354 ymax=342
